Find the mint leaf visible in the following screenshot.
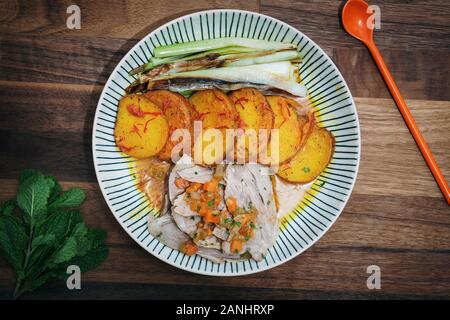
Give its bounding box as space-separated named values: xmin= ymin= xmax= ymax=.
xmin=46 ymin=176 xmax=62 ymax=203
xmin=18 ymin=272 xmax=53 ymax=296
xmin=36 ymin=210 xmax=83 ymax=243
xmin=0 ymin=216 xmax=28 ymax=279
xmin=0 ymin=200 xmax=16 ymax=216
xmin=17 ymin=173 xmax=51 ymax=224
xmin=51 ymin=244 xmax=109 ymax=279
xmin=49 ymin=222 xmax=91 ymax=265
xmin=51 ymin=236 xmax=78 ymax=265
xmin=27 ymin=210 xmax=83 ymax=272
xmin=31 ymin=234 xmax=55 ymax=248
xmin=48 ymin=188 xmax=85 ymax=211
xmin=19 ymin=170 xmax=40 ymax=184
xmin=1 ymin=170 xmax=108 ymax=299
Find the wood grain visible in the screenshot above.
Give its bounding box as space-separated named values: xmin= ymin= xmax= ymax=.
xmin=0 ymin=0 xmax=450 ymax=299
xmin=260 ymin=0 xmax=450 ymax=51
xmin=0 ymin=0 xmax=259 ymax=39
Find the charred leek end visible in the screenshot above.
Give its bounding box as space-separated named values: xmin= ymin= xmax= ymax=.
xmin=130 ymin=55 xmax=186 ymax=75
xmin=129 ymin=46 xmax=260 ymax=75
xmin=136 ymin=50 xmax=301 ymax=79
xmin=154 ymin=37 xmax=296 ymax=58
xmin=153 ymin=61 xmax=307 ymax=97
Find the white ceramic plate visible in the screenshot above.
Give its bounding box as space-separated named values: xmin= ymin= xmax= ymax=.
xmin=93 ymin=9 xmax=361 ymax=276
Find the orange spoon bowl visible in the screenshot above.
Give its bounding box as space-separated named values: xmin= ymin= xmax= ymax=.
xmin=342 ymin=0 xmax=374 ymax=44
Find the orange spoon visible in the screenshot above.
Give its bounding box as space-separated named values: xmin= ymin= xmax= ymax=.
xmin=342 ymin=0 xmax=450 ymax=205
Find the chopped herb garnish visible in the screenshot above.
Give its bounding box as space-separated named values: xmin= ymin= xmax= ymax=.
xmin=302 ymin=167 xmax=311 ymax=173
xmin=244 ymin=236 xmax=250 ymax=241
xmin=207 ymin=200 xmax=214 ymax=207
xmin=234 ymin=221 xmax=241 ymax=227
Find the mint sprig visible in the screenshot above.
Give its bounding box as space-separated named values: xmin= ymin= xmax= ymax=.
xmin=0 ymin=170 xmax=108 ymax=299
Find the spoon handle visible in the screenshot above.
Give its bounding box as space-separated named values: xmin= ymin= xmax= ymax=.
xmin=366 ymin=42 xmax=450 ymax=205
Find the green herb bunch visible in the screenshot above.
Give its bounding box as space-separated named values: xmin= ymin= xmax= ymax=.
xmin=0 ymin=170 xmax=108 ymax=299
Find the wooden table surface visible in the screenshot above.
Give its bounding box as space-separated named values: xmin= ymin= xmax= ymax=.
xmin=0 ymin=0 xmax=449 ymax=299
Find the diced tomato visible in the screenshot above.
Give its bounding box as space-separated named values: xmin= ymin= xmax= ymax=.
xmin=186 ymin=183 xmax=202 ymax=193
xmin=189 ymin=199 xmax=199 ymax=212
xmin=203 ymin=179 xmax=219 ymax=193
xmin=214 ymin=193 xmax=222 ymax=206
xmin=230 ymin=239 xmax=243 ymax=253
xmin=204 ymin=211 xmax=220 ymax=224
xmin=200 ymin=192 xmax=208 ymax=202
xmin=175 ymin=178 xmax=190 ymax=189
xmin=239 ymin=225 xmax=253 ymax=238
xmin=198 ymin=204 xmax=210 ymax=217
xmin=179 ymin=241 xmax=198 ymax=256
xmin=226 ymin=197 xmax=237 ymax=213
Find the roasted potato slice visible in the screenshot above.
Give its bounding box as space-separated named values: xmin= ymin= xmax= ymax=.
xmin=297 ymin=111 xmax=315 ymax=150
xmin=144 ymin=90 xmax=194 ymax=161
xmin=189 ymin=89 xmax=236 ymax=129
xmin=114 ymin=94 xmax=169 ymax=158
xmin=265 ymin=96 xmax=303 ymax=164
xmin=277 ymin=125 xmax=335 ymax=183
xmin=229 ymin=88 xmax=274 ymax=161
xmin=229 ymin=88 xmax=274 ymax=131
xmin=189 ymin=89 xmax=237 ymax=165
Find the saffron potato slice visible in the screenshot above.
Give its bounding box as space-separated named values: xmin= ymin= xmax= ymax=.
xmin=189 ymin=89 xmax=237 ymax=165
xmin=228 ymin=88 xmax=274 ymax=161
xmin=114 ymin=94 xmax=169 ymax=158
xmin=144 ymin=90 xmax=194 ymax=161
xmin=265 ymin=96 xmax=303 ymax=164
xmin=277 ymin=125 xmax=335 ymax=183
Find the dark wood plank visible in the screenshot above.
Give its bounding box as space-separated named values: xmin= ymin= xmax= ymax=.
xmin=0 ymin=33 xmax=134 ymax=85
xmin=1 ymin=239 xmax=450 ymax=298
xmin=333 ymin=48 xmax=450 ymax=101
xmin=1 ymin=282 xmax=448 ymax=300
xmin=0 ymin=0 xmax=259 ymax=39
xmin=0 ymin=81 xmax=101 ymax=181
xmin=260 ymin=0 xmax=450 ymax=51
xmin=355 ymin=97 xmax=450 ymax=199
